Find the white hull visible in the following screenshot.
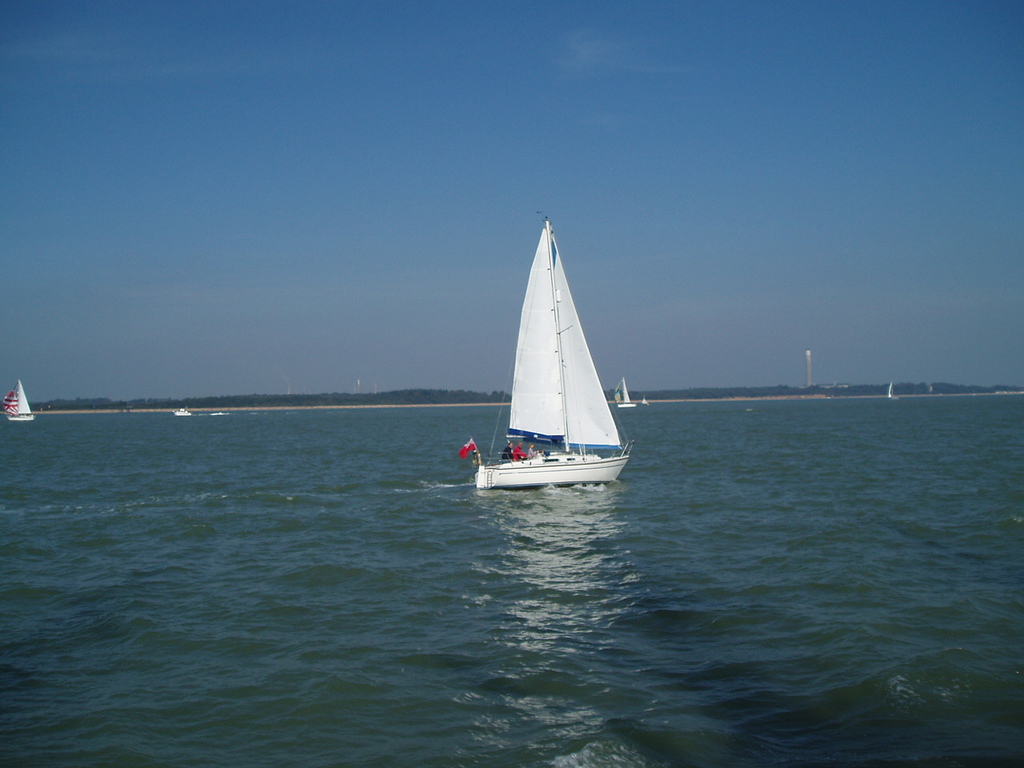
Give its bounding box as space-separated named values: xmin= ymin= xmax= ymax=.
xmin=617 ymin=403 xmax=636 ymax=408
xmin=476 ymin=452 xmax=629 ymax=489
xmin=6 ymin=413 xmax=34 ymax=421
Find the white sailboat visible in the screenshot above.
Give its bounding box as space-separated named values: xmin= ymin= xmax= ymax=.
xmin=4 ymin=380 xmax=35 ymax=421
xmin=476 ymin=220 xmax=631 ymax=489
xmin=887 ymin=382 xmax=898 ymax=400
xmin=614 ymin=377 xmax=636 ymax=408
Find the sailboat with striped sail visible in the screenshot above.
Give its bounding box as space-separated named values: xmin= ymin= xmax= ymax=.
xmin=614 ymin=377 xmax=637 ymax=408
xmin=4 ymin=380 xmax=35 ymax=421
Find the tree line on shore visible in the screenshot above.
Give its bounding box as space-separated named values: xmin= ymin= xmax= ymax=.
xmin=33 ymin=382 xmax=1023 ymax=411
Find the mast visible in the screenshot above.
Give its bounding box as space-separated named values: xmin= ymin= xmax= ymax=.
xmin=546 ymin=219 xmax=570 ymax=448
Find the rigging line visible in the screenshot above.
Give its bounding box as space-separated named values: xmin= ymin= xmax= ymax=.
xmin=487 ymin=364 xmax=514 ymax=457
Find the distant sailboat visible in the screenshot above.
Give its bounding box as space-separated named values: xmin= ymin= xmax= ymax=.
xmin=4 ymin=380 xmax=35 ymax=421
xmin=614 ymin=377 xmax=637 ymax=408
xmin=474 ymin=219 xmax=631 ymax=489
xmin=887 ymin=382 xmax=898 ymax=400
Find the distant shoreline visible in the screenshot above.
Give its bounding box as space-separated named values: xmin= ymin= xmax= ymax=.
xmin=34 ymin=390 xmax=1024 ymax=415
xmin=41 ymin=402 xmax=507 ymax=415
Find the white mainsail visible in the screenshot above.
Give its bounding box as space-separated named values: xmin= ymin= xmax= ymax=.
xmin=4 ymin=380 xmax=35 ymax=421
xmin=476 ymin=220 xmax=629 ymax=489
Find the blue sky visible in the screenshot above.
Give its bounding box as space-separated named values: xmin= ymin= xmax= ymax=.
xmin=2 ymin=1 xmax=1022 ymax=401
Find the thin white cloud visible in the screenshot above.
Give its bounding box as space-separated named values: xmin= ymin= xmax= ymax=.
xmin=558 ymin=29 xmax=628 ymax=76
xmin=557 ymin=28 xmax=679 ymax=79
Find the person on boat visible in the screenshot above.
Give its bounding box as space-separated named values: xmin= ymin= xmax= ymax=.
xmin=501 ymin=442 xmax=515 ymax=461
xmin=527 ymin=444 xmax=537 ymax=458
xmin=512 ymin=442 xmax=528 ymax=461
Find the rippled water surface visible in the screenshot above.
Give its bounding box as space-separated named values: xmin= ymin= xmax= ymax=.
xmin=2 ymin=397 xmax=1023 ymax=767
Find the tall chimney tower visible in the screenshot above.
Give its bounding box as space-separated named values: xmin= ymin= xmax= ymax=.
xmin=805 ymin=349 xmax=812 ymax=388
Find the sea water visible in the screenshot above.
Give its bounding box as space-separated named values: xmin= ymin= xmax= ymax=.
xmin=2 ymin=396 xmax=1022 ymax=767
